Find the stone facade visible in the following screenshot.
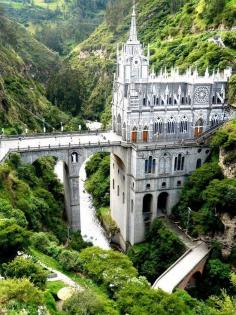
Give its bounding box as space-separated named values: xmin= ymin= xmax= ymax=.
xmin=110 ymin=4 xmax=231 ymax=248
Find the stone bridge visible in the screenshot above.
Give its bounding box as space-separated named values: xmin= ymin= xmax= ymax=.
xmin=0 ymin=130 xmax=128 ymax=230
xmin=152 ymin=242 xmax=210 ymax=293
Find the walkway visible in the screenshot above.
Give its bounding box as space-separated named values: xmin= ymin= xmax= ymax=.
xmin=40 ymin=262 xmax=80 ymax=289
xmin=160 ymin=217 xmax=195 ymax=249
xmin=152 ymin=242 xmax=210 ymax=293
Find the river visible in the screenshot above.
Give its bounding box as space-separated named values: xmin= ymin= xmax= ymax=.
xmin=54 ymin=160 xmax=110 ymax=250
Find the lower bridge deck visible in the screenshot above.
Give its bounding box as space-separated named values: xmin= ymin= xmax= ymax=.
xmin=152 ymin=242 xmax=210 ymax=293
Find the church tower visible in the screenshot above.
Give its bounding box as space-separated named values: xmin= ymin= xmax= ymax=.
xmin=112 ymin=3 xmax=149 ymax=141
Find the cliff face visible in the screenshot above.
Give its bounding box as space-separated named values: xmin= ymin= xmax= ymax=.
xmin=0 ymin=15 xmax=68 ymax=133
xmin=219 ymin=148 xmax=236 ymax=179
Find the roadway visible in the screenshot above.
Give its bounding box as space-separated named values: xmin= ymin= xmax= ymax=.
xmin=0 ymin=131 xmax=122 ymax=162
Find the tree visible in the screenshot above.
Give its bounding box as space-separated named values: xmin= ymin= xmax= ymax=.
xmin=0 ymin=278 xmax=43 ymax=314
xmin=0 ymin=219 xmax=29 ymax=259
xmin=204 ymin=0 xmax=226 ymax=23
xmin=58 ymin=249 xmax=82 ymax=272
xmin=79 ymin=247 xmax=137 ymax=292
xmin=2 ymin=256 xmax=48 ymax=289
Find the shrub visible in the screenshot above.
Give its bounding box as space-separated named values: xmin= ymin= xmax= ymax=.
xmin=2 ymin=256 xmax=48 ymax=289
xmin=57 ymin=249 xmax=82 ymax=272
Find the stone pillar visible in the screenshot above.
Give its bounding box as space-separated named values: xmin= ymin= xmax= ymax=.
xmin=69 ymin=176 xmax=80 ymax=231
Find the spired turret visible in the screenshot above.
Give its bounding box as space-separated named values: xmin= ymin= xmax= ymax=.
xmin=112 ymin=3 xmax=232 ymax=144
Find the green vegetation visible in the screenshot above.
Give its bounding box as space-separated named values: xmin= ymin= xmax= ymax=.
xmin=1 ymin=256 xmax=48 ymax=289
xmin=0 ymin=12 xmax=73 ymax=134
xmin=128 ymin=219 xmax=185 ymax=283
xmin=0 ymin=0 xmax=109 ymax=55
xmin=85 ymin=152 xmax=110 ymax=208
xmin=0 ymin=278 xmax=43 ymax=315
xmin=173 ymin=120 xmax=236 ymax=237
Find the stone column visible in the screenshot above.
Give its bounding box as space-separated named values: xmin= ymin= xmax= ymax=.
xmin=69 ymin=176 xmax=81 ymax=231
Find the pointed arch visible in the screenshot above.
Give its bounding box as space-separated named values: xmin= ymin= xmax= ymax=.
xmin=122 ymin=122 xmax=127 ymax=141
xmin=154 ymin=117 xmax=163 ymax=134
xmin=194 ymin=118 xmax=204 ymax=138
xmin=131 ymin=126 xmax=137 ymax=143
xmin=180 ymin=116 xmax=188 ymax=133
xmin=117 ymin=114 xmax=122 ymax=135
xmin=167 ymin=117 xmax=175 ymax=134
xmin=210 ymin=114 xmax=219 ymax=127
xmin=143 ymin=126 xmax=148 ymax=142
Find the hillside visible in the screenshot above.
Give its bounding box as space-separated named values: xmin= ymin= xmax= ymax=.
xmin=48 ymin=0 xmax=236 ymax=123
xmin=0 ymin=0 xmax=109 ymax=54
xmin=0 ymin=14 xmax=69 ymax=134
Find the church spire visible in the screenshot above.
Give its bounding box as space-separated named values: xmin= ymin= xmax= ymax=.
xmin=129 ymin=1 xmax=138 ymax=42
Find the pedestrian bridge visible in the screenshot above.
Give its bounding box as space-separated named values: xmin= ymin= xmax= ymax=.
xmin=152 ymin=242 xmax=210 ymax=293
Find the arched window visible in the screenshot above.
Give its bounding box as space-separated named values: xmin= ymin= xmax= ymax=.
xmin=177 ymin=180 xmax=182 ymax=187
xmin=113 ymin=116 xmax=116 ymax=132
xmin=117 ymin=185 xmax=120 ymax=196
xmin=143 ymin=126 xmax=148 ymax=142
xmin=145 ymin=156 xmax=156 ymax=174
xmin=180 ymin=116 xmax=188 ymax=133
xmin=131 ymin=200 xmax=134 ymax=213
xmin=162 ymin=182 xmax=166 ymax=188
xmin=131 ymin=126 xmax=137 ymax=143
xmin=71 ymin=152 xmax=79 ymax=163
xmin=154 ymin=118 xmax=163 ymax=134
xmin=122 ymin=192 xmax=125 ymax=204
xmin=122 ymin=122 xmax=126 ymax=141
xmin=211 ymin=114 xmax=219 ymax=127
xmin=174 ymin=154 xmax=185 ymax=171
xmin=194 ymin=118 xmax=204 ymax=138
xmin=117 ymin=114 xmax=122 ymax=135
xmin=159 ymin=156 xmax=171 ymax=174
xmin=167 ymin=117 xmax=175 ymax=134
xmin=196 ymin=159 xmax=202 ymax=169
xmin=112 ymin=179 xmax=115 ymax=189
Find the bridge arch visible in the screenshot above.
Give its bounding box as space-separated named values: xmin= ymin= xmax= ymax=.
xmin=30 ymin=155 xmax=72 ymax=227
xmin=19 ymin=142 xmax=128 ymax=233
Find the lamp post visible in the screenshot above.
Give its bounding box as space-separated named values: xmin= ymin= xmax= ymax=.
xmin=43 ymin=119 xmax=46 ymax=134
xmin=186 ymin=207 xmax=192 ymax=235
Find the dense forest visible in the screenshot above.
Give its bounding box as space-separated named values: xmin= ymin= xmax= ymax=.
xmin=0 ymin=0 xmax=236 ymax=314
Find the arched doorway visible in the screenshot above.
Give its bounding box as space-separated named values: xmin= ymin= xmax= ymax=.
xmin=157 ymin=192 xmax=169 ymax=215
xmin=194 ymin=118 xmax=203 ymax=138
xmin=196 ymin=158 xmax=202 ymax=169
xmin=143 ymin=126 xmax=148 ymax=142
xmin=131 ymin=126 xmax=137 ymax=143
xmin=143 ymin=194 xmax=153 ymax=231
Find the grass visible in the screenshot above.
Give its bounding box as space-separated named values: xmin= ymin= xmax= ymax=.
xmin=46 ymin=281 xmax=65 ymax=295
xmin=29 ymin=247 xmax=108 ymax=294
